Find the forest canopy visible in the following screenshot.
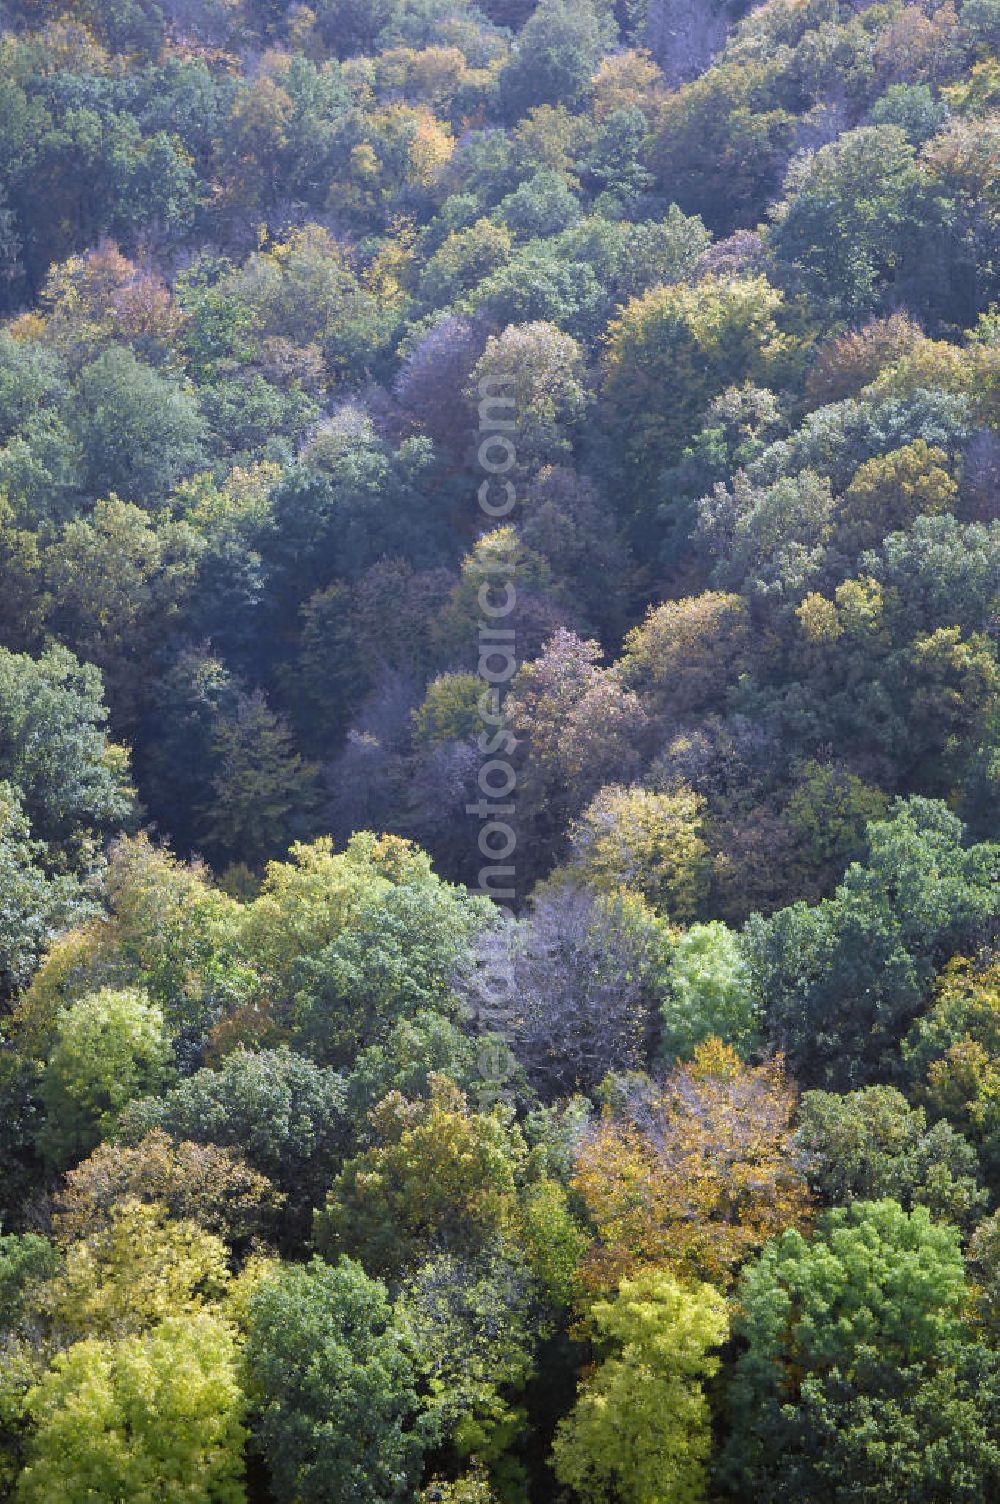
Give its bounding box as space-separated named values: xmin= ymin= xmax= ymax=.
xmin=0 ymin=0 xmax=997 ymax=1498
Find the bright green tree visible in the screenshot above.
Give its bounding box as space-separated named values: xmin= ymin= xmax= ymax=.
xmin=552 ymin=1267 xmax=728 ymax=1504
xmin=17 ymin=1313 xmax=247 ymax=1504
xmin=40 ymin=988 xmax=172 ymax=1167
xmin=660 ymin=921 xmax=759 ymax=1060
xmin=12 ymin=831 xmax=250 ymax=1063
xmin=398 ymin=1247 xmax=538 ymax=1491
xmin=237 ymin=833 xmax=424 ymax=1009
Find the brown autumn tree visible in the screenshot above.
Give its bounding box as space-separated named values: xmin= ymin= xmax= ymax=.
xmin=572 ymin=1040 xmax=811 ymax=1290
xmin=53 ymin=1129 xmax=284 ymax=1252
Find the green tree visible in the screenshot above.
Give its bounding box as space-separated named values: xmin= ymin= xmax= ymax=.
xmin=417 ymin=220 xmax=513 ymax=308
xmin=0 ymin=644 xmax=133 ymax=873
xmin=782 ymin=761 xmax=889 ymax=894
xmin=519 ymin=1178 xmax=588 ymax=1310
xmin=499 ymin=0 xmax=615 ymax=118
xmin=746 ymin=799 xmax=999 ymax=1089
xmin=462 ymin=239 xmax=606 ymax=338
xmin=0 ymin=782 xmax=91 ymax=1004
xmin=17 ymin=1313 xmax=246 ymax=1504
xmin=649 ymin=59 xmax=795 ymax=233
xmin=315 ymin=1078 xmax=524 ymax=1278
xmin=342 ymin=1009 xmax=500 ymax=1138
xmin=0 ymin=1232 xmax=61 ymax=1496
xmin=600 ymin=275 xmax=783 ymax=522
xmin=721 ymin=1200 xmax=1000 ymax=1504
xmin=43 ymin=497 xmax=201 ymax=730
xmin=700 ymin=468 xmax=836 ymax=606
xmin=552 ymin=1267 xmax=728 ymax=1504
xmin=42 ymin=1199 xmax=231 ymax=1342
xmin=771 ymin=126 xmax=921 ymax=317
xmin=660 ymin=921 xmax=760 ymax=1061
xmin=0 ymin=496 xmax=44 ymax=653
xmin=244 ymin=1257 xmax=426 ymax=1504
xmin=0 ymin=332 xmax=66 ymax=445
xmin=0 ymin=1054 xmax=46 ymax=1230
xmin=412 ymin=674 xmax=482 ymax=749
xmin=398 ymin=1247 xmax=538 ymax=1488
xmin=494 ymin=169 xmax=580 ymax=239
xmin=797 ymin=1085 xmax=987 ymax=1231
xmin=12 ymin=831 xmax=250 ymax=1065
xmin=70 ymin=346 xmax=206 ymax=506
xmin=239 ymin=832 xmax=453 ymax=1014
xmin=118 ymin=1047 xmax=347 ymax=1245
xmin=292 ymin=873 xmax=489 ymax=1066
xmin=40 ymin=988 xmax=173 ymax=1168
xmin=0 ymin=1233 xmax=61 ymax=1332
xmin=139 ymin=651 xmax=248 ymax=861
xmin=902 ymin=958 xmax=1000 ymax=1182
xmin=200 ymin=689 xmax=319 ymax=871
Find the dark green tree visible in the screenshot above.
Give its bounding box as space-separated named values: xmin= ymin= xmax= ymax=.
xmin=245 ymin=1256 xmax=427 ymax=1504
xmin=746 ymin=799 xmax=999 ymax=1089
xmin=0 ymin=644 xmax=133 ymax=872
xmin=721 ymin=1200 xmax=1000 ymax=1504
xmin=70 ymin=347 xmax=206 ymax=506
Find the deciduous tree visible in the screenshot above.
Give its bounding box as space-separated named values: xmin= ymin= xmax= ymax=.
xmin=40 ymin=988 xmax=172 ymax=1168
xmin=244 ymin=1256 xmax=425 ymax=1504
xmin=17 ymin=1313 xmax=246 ymax=1504
xmin=552 ymin=1267 xmax=728 ymax=1504
xmin=573 ymin=1042 xmax=810 ymax=1289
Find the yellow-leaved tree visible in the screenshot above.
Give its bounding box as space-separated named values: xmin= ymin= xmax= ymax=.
xmin=552 ymin=1266 xmax=728 ymax=1504
xmin=568 ymin=783 xmax=710 ymax=920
